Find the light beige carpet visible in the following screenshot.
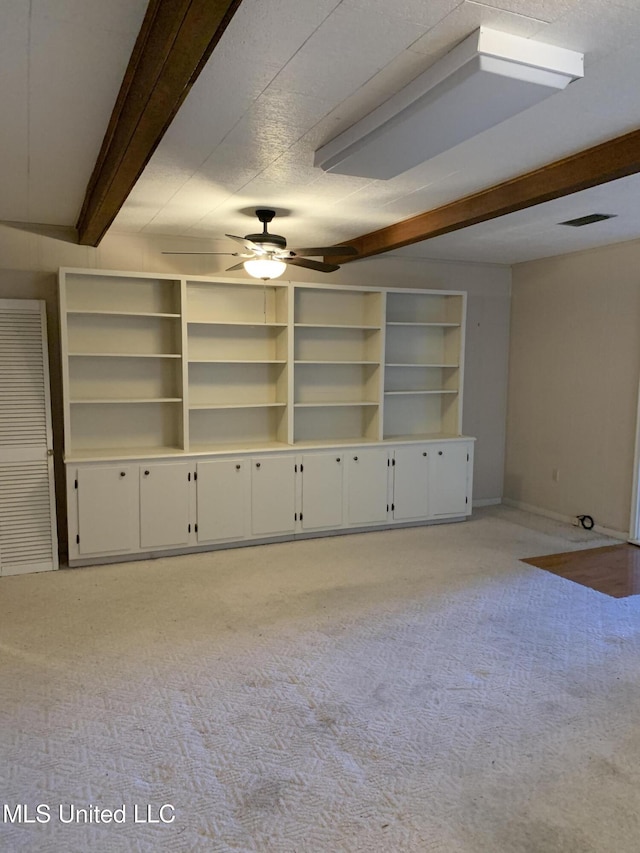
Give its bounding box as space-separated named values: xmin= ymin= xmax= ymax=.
xmin=2 ymin=507 xmax=640 ymax=852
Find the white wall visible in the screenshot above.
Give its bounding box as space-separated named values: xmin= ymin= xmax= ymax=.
xmin=0 ymin=223 xmax=511 ymax=553
xmin=505 ymin=237 xmax=640 ymax=534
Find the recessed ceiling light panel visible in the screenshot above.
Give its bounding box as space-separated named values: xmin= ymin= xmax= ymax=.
xmin=314 ymin=27 xmax=584 ymax=180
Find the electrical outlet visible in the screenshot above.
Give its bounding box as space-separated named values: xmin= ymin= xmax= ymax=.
xmin=552 ymin=468 xmax=560 ymax=482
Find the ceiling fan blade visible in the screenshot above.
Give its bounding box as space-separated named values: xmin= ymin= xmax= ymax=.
xmin=284 ymin=257 xmax=340 ymax=273
xmin=162 ymin=251 xmax=238 ymax=255
xmin=225 ymin=233 xmax=264 ymax=254
xmin=286 ymin=245 xmax=358 ymax=257
xmin=225 ymin=261 xmax=247 ymax=272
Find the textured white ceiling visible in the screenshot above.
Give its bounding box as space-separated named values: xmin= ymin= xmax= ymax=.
xmin=394 ymin=173 xmax=640 ymax=264
xmin=0 ymin=0 xmax=148 ymax=225
xmin=2 ymin=0 xmax=640 ymax=265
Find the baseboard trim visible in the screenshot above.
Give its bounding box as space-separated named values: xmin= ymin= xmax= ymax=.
xmin=502 ymin=498 xmax=628 ymax=541
xmin=473 ymin=497 xmax=502 ymax=508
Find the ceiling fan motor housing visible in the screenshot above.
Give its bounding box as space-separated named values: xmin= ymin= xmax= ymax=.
xmin=245 ymin=233 xmax=287 ymax=250
xmin=246 ymin=209 xmax=287 ymax=250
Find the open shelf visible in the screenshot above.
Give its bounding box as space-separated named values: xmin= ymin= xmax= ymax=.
xmin=385 ymin=325 xmax=460 ymax=367
xmin=188 ymin=320 xmax=287 ymax=327
xmin=294 ymin=361 xmax=379 ymax=406
xmin=190 ymin=402 xmax=287 ymax=410
xmin=385 ymin=363 xmax=459 ymax=396
xmin=189 ymin=358 xmax=286 ymax=364
xmin=189 ymin=405 xmax=288 ymax=448
xmin=68 ymin=355 xmax=182 ymax=401
xmin=67 ymin=311 xmax=181 ymax=357
xmin=295 ymin=401 xmax=378 ymax=407
xmin=295 ymin=360 xmax=379 ymax=365
xmin=382 ymin=432 xmax=463 ymax=443
xmin=68 ymin=310 xmax=181 ymax=319
xmin=71 ymin=398 xmax=182 ymax=404
xmin=384 ymin=390 xmax=458 ymax=396
xmin=291 ymin=437 xmax=383 ymax=448
xmin=386 ymin=291 xmax=464 ymax=325
xmin=69 ymin=401 xmax=184 ymax=455
xmin=66 ymin=446 xmax=187 ymax=461
xmin=188 ymin=360 xmax=287 ymax=409
xmin=383 ymin=393 xmax=459 ymax=439
xmin=294 ymin=404 xmax=380 ymax=444
xmin=295 ymin=323 xmax=381 ymax=330
xmin=188 ymin=440 xmax=290 ymax=454
xmin=69 ymin=352 xmax=181 ymax=359
xmin=188 ymin=322 xmax=287 ymax=362
xmin=294 ymin=286 xmax=382 ymax=327
xmin=65 ymin=273 xmax=180 ymax=314
xmin=386 ymin=363 xmax=459 ymax=368
xmin=386 ymin=321 xmax=460 ymax=327
xmin=294 ymin=324 xmax=380 ymax=364
xmin=186 ymin=280 xmax=287 ymax=324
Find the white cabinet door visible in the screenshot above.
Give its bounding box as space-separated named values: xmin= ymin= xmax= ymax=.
xmin=301 ymin=452 xmax=344 ymax=530
xmin=140 ymin=463 xmax=191 ymax=548
xmin=77 ymin=465 xmax=138 ymax=556
xmin=393 ymin=445 xmax=430 ymax=521
xmin=429 ymin=442 xmax=470 ymax=517
xmin=196 ymin=459 xmax=247 ymax=543
xmin=346 ymin=448 xmax=389 ymax=526
xmin=251 ymin=456 xmax=296 ymax=536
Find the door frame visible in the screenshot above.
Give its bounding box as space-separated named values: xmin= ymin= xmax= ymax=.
xmin=629 ymin=375 xmax=640 ymax=544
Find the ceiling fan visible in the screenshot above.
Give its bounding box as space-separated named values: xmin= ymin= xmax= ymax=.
xmin=163 ymin=208 xmax=357 ymax=279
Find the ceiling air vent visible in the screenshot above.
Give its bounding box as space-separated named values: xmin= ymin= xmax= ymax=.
xmin=559 ymin=213 xmax=617 ymax=227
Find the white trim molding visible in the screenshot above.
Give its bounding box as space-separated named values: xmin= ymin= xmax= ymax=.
xmin=473 ymin=497 xmax=502 ymax=508
xmin=502 ymin=498 xmax=627 ymax=541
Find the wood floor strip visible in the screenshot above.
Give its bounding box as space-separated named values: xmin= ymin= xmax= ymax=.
xmin=522 ymin=543 xmax=640 ymax=598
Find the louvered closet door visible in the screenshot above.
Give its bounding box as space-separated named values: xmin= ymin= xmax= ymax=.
xmin=0 ymin=300 xmax=58 ymax=575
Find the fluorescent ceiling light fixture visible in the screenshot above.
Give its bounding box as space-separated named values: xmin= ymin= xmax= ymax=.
xmin=314 ymin=27 xmax=583 ymax=179
xmin=243 ymin=258 xmax=287 ymax=280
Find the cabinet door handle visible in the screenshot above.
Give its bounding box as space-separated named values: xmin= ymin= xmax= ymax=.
xmin=336 ymin=457 xmax=341 ymax=463
xmin=120 ymin=471 xmax=126 ymax=477
xmin=256 ymin=462 xmax=261 ymax=468
xmin=236 ymin=464 xmax=241 ymax=470
xmin=438 ymin=451 xmax=443 ymax=456
xmin=422 ymin=452 xmax=427 ymax=457
xmin=353 ymin=456 xmax=358 ymax=461
xmin=144 ymin=470 xmax=150 ymax=476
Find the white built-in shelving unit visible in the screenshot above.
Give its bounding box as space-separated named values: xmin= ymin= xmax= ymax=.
xmin=292 ymin=286 xmax=383 ymax=444
xmin=60 ymin=271 xmax=468 ymax=458
xmin=59 ymin=269 xmax=474 ymax=567
xmin=61 ymin=272 xmax=184 ymax=458
xmin=184 ymin=280 xmax=289 ymax=452
xmin=383 ymin=290 xmax=464 ymax=441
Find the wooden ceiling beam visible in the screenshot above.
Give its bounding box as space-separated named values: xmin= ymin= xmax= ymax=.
xmin=334 ymin=127 xmax=640 ymax=263
xmin=77 ymin=0 xmax=243 ymax=247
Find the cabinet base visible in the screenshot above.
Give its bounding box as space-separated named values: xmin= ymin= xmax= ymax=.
xmin=65 ymin=515 xmax=469 ymax=569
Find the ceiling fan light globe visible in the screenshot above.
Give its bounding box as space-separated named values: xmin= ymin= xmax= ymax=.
xmin=243 ymin=258 xmax=287 ymax=280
